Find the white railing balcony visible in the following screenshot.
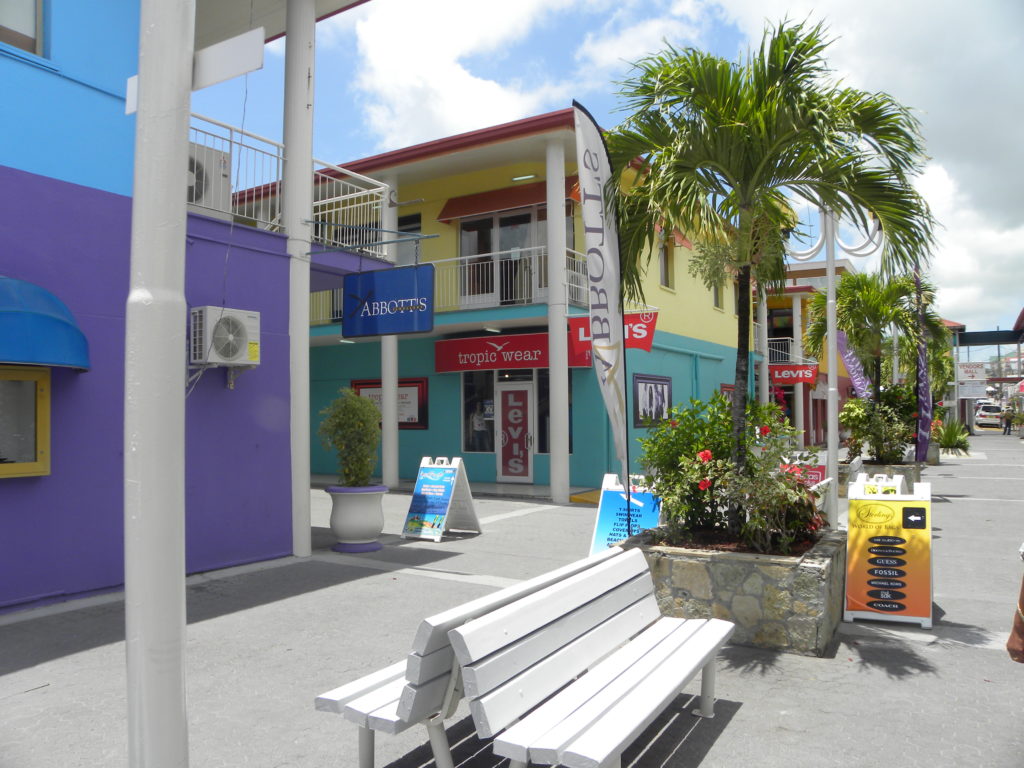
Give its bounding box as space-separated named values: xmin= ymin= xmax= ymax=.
xmin=188 ymin=114 xmax=389 ymax=260
xmin=768 ymin=336 xmax=816 ymax=364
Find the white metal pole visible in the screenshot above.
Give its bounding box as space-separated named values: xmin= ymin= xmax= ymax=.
xmin=792 ymin=294 xmax=805 ymax=443
xmin=284 ymin=0 xmax=315 ymax=557
xmin=381 ymin=175 xmax=399 ymax=488
xmin=892 ymin=325 xmax=900 ymax=385
xmin=757 ymin=290 xmax=769 ymax=404
xmin=824 ymin=212 xmax=840 ymax=527
xmin=124 ymin=0 xmax=194 ymax=765
xmin=546 ymin=139 xmax=569 ymax=503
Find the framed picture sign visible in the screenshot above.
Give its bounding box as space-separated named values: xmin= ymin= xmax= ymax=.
xmin=632 ymin=374 xmax=672 ymax=427
xmin=352 ymin=377 xmax=429 ymax=429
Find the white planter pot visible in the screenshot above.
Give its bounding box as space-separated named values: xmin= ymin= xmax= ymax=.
xmin=326 ymin=485 xmax=388 ymax=553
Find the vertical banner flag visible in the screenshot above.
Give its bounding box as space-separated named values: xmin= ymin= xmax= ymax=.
xmin=914 ymin=265 xmax=932 ymax=462
xmin=838 ymin=331 xmax=873 ymax=399
xmin=573 ymin=101 xmax=627 ymax=471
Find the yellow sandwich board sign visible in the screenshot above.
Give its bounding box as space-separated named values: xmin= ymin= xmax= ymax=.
xmin=845 ymin=474 xmax=933 ymax=629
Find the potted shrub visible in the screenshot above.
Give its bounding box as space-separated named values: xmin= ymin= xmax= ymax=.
xmin=318 ymin=387 xmax=387 ymax=552
xmin=631 ymin=395 xmax=846 ymax=656
xmin=933 ymin=418 xmax=970 ymax=457
xmin=839 ymin=385 xmax=920 ymax=484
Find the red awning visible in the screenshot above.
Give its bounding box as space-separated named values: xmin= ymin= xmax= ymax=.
xmin=437 ymin=176 xmax=579 ymax=223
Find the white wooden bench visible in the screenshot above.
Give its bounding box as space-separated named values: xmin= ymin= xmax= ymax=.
xmin=314 ymin=547 xmax=626 ymax=768
xmin=448 ymin=547 xmax=735 ymax=768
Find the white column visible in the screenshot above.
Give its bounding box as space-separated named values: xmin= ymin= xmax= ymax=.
xmin=380 ymin=175 xmax=399 ymax=488
xmin=546 ymin=139 xmax=569 ymax=503
xmin=757 ymin=290 xmax=769 ymax=404
xmin=823 ymin=212 xmax=840 ymax=527
xmin=123 ymin=0 xmax=193 ymax=765
xmin=792 ymin=294 xmax=805 ymax=443
xmin=284 ymin=0 xmax=316 ymax=557
xmin=892 ymin=325 xmax=900 ymax=385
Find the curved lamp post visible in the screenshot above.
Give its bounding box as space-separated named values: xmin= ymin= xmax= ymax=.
xmin=786 ymin=211 xmax=882 ymax=527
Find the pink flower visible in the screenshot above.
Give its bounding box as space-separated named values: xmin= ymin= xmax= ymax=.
xmin=759 ymin=425 xmax=771 ymax=437
xmin=697 ymin=450 xmax=712 ymax=463
xmin=698 ymin=478 xmax=711 ymax=491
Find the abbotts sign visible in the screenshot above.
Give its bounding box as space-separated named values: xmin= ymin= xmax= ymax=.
xmin=342 ymin=264 xmax=435 ymax=338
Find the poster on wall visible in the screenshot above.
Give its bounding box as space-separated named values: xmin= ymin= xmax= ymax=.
xmin=844 ymin=475 xmax=933 ymax=629
xmin=632 ymin=374 xmax=672 ymax=427
xmin=352 ymin=378 xmax=428 ymax=429
xmin=402 ymin=457 xmax=481 ymax=542
xmin=589 ymin=474 xmax=661 ymax=555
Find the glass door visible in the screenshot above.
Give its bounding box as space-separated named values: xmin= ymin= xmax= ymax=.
xmin=498 ymin=212 xmax=533 ymax=305
xmin=459 ymin=217 xmax=496 ymax=306
xmin=495 ymin=381 xmax=534 ymax=482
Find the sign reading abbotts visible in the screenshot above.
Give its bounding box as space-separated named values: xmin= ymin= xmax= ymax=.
xmin=342 ymin=264 xmax=435 ymax=338
xmin=402 ymin=456 xmax=481 ymax=542
xmin=845 ymin=480 xmax=932 ymax=629
xmin=589 ymin=474 xmax=661 ymax=555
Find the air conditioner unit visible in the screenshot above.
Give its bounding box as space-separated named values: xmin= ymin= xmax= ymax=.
xmin=187 ymin=143 xmax=232 ymax=213
xmin=190 ymin=306 xmax=260 ymax=367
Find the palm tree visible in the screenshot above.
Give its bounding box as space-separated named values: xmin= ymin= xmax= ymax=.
xmin=605 ymin=19 xmax=934 ymax=474
xmin=804 ymin=271 xmax=949 ymax=399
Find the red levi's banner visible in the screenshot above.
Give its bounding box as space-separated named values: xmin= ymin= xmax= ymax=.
xmin=568 ymin=312 xmax=658 ymax=356
xmin=769 ymin=364 xmax=819 ymax=384
xmin=435 ymin=333 xmax=592 ymax=373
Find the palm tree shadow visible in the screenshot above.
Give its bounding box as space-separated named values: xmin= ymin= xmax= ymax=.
xmin=719 ymin=644 xmax=783 ymax=675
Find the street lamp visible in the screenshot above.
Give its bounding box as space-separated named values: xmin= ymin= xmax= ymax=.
xmin=786 ymin=211 xmax=882 ymax=527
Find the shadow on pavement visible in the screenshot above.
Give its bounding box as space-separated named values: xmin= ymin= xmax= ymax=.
xmin=382 ymin=695 xmax=740 ymax=768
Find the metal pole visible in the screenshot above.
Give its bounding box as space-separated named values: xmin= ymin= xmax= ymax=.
xmin=284 ymin=0 xmax=315 ymax=557
xmin=546 ymin=138 xmax=570 ymax=504
xmin=757 ymin=291 xmax=769 ymax=404
xmin=823 ymin=212 xmax=839 ymax=527
xmin=792 ymin=294 xmax=805 ymax=443
xmin=381 ymin=174 xmax=399 ymax=488
xmin=124 ymin=0 xmax=194 ymax=764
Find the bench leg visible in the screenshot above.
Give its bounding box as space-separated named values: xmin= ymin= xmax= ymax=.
xmin=426 ymin=717 xmax=455 ymax=768
xmin=358 ymin=726 xmax=374 ymax=768
xmin=692 ymin=658 xmax=717 ymax=719
xmin=509 ymin=762 xmax=528 ymax=768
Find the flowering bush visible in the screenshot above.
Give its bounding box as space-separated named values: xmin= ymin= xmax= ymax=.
xmin=638 ymin=394 xmax=824 ymax=554
xmin=839 ymin=396 xmax=914 ymax=464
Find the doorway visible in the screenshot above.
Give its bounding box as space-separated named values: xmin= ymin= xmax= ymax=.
xmin=495 ymin=382 xmax=534 ymax=482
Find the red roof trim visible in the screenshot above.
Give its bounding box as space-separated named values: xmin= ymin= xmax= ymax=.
xmin=437 ymin=177 xmax=580 ymax=223
xmin=339 ymin=108 xmax=576 ymax=174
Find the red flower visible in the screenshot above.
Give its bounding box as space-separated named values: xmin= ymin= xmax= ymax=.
xmin=911 ymin=412 xmax=919 ymax=419
xmin=697 ymin=449 xmax=712 ymax=463
xmin=670 ymin=420 xmax=679 ymax=428
xmin=698 ymin=478 xmax=711 ymax=491
xmin=759 ymin=425 xmax=771 ymax=437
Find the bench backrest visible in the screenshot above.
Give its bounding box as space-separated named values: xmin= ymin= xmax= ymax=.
xmin=396 ymin=546 xmax=627 ymax=724
xmin=448 ymin=548 xmax=660 ymax=738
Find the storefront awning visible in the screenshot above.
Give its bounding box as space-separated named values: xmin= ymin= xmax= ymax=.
xmin=0 ymin=276 xmax=90 ymax=370
xmin=437 ymin=176 xmax=580 ymax=223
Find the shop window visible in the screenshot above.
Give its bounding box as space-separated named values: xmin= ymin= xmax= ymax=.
xmin=536 ymin=369 xmax=573 ymax=454
xmin=0 ymin=0 xmax=43 ymax=56
xmin=0 ymin=365 xmax=50 ymax=477
xmin=462 ymin=371 xmax=494 ymax=452
xmin=658 ymin=242 xmax=674 ymax=289
xmin=712 ymin=282 xmax=723 ymax=309
xmin=395 ymin=213 xmax=422 ymax=266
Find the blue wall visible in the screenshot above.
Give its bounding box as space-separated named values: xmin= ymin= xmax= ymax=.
xmin=1 ymin=0 xmax=138 ymax=195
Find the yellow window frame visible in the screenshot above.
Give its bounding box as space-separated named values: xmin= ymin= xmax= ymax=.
xmin=0 ymin=365 xmax=51 ymax=478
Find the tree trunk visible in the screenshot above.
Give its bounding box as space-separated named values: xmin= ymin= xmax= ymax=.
xmin=731 ymin=264 xmax=752 ymax=470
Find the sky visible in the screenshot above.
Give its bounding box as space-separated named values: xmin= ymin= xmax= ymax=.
xmin=192 ymin=0 xmax=1024 ymax=361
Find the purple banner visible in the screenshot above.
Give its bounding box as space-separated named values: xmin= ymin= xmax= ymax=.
xmin=837 ymin=331 xmax=873 ymax=399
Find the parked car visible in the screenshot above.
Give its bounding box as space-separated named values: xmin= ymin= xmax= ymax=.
xmin=975 ymin=404 xmax=1003 ymax=428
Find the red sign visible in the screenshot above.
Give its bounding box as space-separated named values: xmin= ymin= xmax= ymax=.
xmin=769 ymin=364 xmax=819 ymax=384
xmin=435 ymin=333 xmax=591 ymax=373
xmin=568 ymin=312 xmax=658 ymax=356
xmin=781 ymin=463 xmax=827 ymax=486
xmin=499 ymin=389 xmax=530 ymax=477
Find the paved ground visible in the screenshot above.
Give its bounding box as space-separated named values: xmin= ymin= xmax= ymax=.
xmin=2 ymin=432 xmax=1022 ymax=767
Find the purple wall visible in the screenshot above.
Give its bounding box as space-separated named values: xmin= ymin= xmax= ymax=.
xmin=0 ymin=166 xmax=293 ymax=612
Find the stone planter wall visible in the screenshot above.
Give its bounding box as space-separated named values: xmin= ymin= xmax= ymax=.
xmin=623 ymin=530 xmax=847 ymax=656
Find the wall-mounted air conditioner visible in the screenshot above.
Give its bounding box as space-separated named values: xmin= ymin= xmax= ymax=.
xmin=190 ymin=306 xmax=260 ymax=367
xmin=187 ymin=143 xmax=232 ymax=214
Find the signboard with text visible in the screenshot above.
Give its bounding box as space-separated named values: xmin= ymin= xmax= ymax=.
xmin=568 ymin=311 xmax=658 ymax=355
xmin=435 ymin=332 xmax=591 ymax=372
xmin=589 ymin=474 xmax=661 ymax=555
xmin=342 ymin=264 xmax=435 ymax=337
xmin=402 ymin=457 xmax=480 ymax=541
xmin=844 ymin=476 xmax=932 ymax=628
xmin=769 ymin=364 xmax=819 ymax=385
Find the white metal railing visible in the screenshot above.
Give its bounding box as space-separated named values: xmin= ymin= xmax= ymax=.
xmin=768 ymin=336 xmax=817 ymax=364
xmin=189 ymin=114 xmax=389 ymax=259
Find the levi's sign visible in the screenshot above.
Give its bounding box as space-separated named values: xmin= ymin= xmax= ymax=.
xmin=568 ymin=312 xmax=658 ymax=354
xmin=769 ymin=364 xmax=818 ymax=384
xmin=435 ymin=333 xmax=591 ymax=372
xmin=342 ymin=264 xmax=435 ymax=337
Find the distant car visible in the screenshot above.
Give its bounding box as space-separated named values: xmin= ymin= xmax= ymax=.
xmin=975 ymin=404 xmax=1003 ymax=428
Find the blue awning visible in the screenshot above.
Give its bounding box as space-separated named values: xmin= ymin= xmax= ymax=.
xmin=0 ymin=276 xmax=90 ymax=370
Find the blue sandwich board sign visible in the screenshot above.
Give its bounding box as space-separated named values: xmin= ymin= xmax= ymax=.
xmin=403 ymin=457 xmax=481 ymax=542
xmin=342 ymin=263 xmax=435 ymax=337
xmin=589 ymin=474 xmax=661 ymax=555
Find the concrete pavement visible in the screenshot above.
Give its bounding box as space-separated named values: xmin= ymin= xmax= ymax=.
xmin=1 ymin=433 xmax=1022 ymax=767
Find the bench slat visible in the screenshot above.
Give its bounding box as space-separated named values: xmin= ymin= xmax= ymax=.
xmin=342 ymin=677 xmax=408 ymax=727
xmin=367 ymin=698 xmax=420 ymax=736
xmin=451 ymin=549 xmax=651 ymax=665
xmin=470 ymin=595 xmax=663 ymax=739
xmin=406 ymin=645 xmax=454 ymax=685
xmin=412 ymin=547 xmax=625 ymax=655
xmin=557 ymin=619 xmax=735 ymax=768
xmin=396 ymin=671 xmax=453 ymax=724
xmin=462 ymin=573 xmax=654 ymax=698
xmin=314 ymin=660 xmax=407 ymax=714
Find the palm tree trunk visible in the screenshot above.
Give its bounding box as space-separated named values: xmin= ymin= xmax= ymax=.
xmin=732 ymin=264 xmax=752 ymax=470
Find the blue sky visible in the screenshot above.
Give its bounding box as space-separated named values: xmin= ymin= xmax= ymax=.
xmin=192 ymin=0 xmax=1024 ymax=360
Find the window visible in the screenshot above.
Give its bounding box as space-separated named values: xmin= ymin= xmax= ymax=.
xmin=658 ymin=242 xmax=674 ymax=289
xmin=712 ymin=282 xmax=723 ymax=309
xmin=0 ymin=0 xmax=42 ymax=56
xmin=395 ymin=213 xmax=421 ymax=266
xmin=461 ymin=368 xmax=572 ymax=454
xmin=0 ymin=365 xmax=50 ymax=477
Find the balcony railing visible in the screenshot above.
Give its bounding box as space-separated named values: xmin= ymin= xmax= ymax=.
xmin=310 ymin=247 xmax=588 ymax=325
xmin=767 ymin=336 xmax=816 ymax=364
xmin=188 ymin=113 xmax=389 ymax=259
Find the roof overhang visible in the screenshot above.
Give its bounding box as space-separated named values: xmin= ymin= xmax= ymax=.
xmin=195 ymin=0 xmax=369 ymax=50
xmin=0 ymin=277 xmax=90 ymax=370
